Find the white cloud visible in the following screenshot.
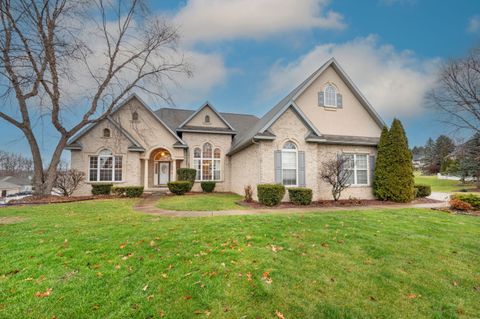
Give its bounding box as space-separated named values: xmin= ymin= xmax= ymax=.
xmin=264 ymin=35 xmax=440 ymax=117
xmin=173 ymin=0 xmax=345 ymax=44
xmin=467 ymin=15 xmax=480 ymax=33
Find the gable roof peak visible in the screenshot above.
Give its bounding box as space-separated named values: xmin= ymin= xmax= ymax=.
xmin=178 ymin=101 xmax=235 ymax=130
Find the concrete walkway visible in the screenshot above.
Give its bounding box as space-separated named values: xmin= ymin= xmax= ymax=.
xmin=134 ymin=193 xmax=449 ymax=218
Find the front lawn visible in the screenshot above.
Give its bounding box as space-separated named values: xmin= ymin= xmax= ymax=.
xmin=415 ymin=175 xmax=477 ymax=193
xmin=0 ymin=200 xmax=479 ymax=318
xmin=156 ymin=193 xmax=246 ymax=211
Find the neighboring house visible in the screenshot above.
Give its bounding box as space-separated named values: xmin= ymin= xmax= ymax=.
xmin=412 ymin=154 xmax=425 ymax=170
xmin=0 ymin=176 xmax=32 ymax=197
xmin=67 ymin=58 xmax=384 ymax=200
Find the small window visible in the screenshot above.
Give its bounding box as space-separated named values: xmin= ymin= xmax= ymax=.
xmin=281 ymin=141 xmax=298 ymax=186
xmin=324 ymin=84 xmax=337 ymax=107
xmin=103 ymin=128 xmax=111 ymax=138
xmin=132 ymin=111 xmax=139 ymax=121
xmin=341 ymin=153 xmax=369 ymax=185
xmin=205 ymin=115 xmax=210 ymax=123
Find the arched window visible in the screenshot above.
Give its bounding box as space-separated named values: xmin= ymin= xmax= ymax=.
xmin=324 ymin=84 xmax=337 ymax=107
xmin=192 ymin=143 xmax=221 ymax=181
xmin=132 ymin=111 xmax=139 ymax=121
xmin=89 ymin=149 xmax=122 ymax=182
xmin=204 ymin=115 xmax=210 ymax=123
xmin=281 ymin=141 xmax=297 ymax=186
xmin=103 ymin=128 xmax=111 ymax=138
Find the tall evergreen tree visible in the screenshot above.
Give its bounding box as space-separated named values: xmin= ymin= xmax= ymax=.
xmin=373 ymin=126 xmax=391 ymax=200
xmin=424 ymin=138 xmax=437 ymax=174
xmin=386 ymin=119 xmax=415 ymax=202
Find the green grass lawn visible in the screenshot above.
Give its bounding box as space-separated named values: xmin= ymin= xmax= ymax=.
xmin=415 ymin=175 xmax=477 ymax=193
xmin=1 ymin=200 xmax=479 ymax=318
xmin=156 ymin=193 xmax=246 ymax=211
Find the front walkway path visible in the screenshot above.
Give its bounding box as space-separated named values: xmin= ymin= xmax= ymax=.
xmin=134 ymin=193 xmax=449 ymax=218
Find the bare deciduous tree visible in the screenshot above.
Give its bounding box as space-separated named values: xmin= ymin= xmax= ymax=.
xmin=320 ymin=155 xmax=353 ymax=201
xmin=0 ymin=0 xmax=190 ymax=195
xmin=429 ymin=48 xmax=480 ymax=134
xmin=0 ymin=150 xmax=33 ymax=177
xmin=54 ymin=168 xmax=85 ymax=196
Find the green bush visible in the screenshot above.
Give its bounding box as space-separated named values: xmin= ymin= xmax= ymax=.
xmin=201 ymin=181 xmax=216 ymax=193
xmin=177 ymin=168 xmax=196 ymax=191
xmin=257 ymin=184 xmax=285 ymax=206
xmin=91 ymin=184 xmax=112 ymax=195
xmin=112 ymin=186 xmax=144 ymax=198
xmin=414 ymin=184 xmax=431 ymax=198
xmin=451 ymin=194 xmax=480 ymax=209
xmin=288 ymin=187 xmax=312 ymax=205
xmin=167 ymin=181 xmax=191 ymax=195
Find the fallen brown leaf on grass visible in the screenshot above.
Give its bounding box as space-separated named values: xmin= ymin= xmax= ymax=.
xmin=262 ymin=271 xmax=272 ymax=285
xmin=183 ymin=295 xmax=192 ymax=300
xmin=246 ymin=272 xmax=253 ymax=282
xmin=270 ymin=245 xmax=283 ymax=252
xmin=407 ymin=293 xmax=418 ymax=299
xmin=142 ymin=284 xmax=148 ymax=291
xmin=35 ymin=288 xmax=52 ymax=298
xmin=275 ymin=310 xmax=286 ymax=319
xmin=119 ymin=243 xmax=126 ymax=249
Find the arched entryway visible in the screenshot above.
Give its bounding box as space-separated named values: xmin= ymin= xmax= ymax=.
xmin=150 ymin=148 xmax=171 ymax=186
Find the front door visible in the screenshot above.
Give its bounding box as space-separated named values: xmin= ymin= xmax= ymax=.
xmin=157 ymin=162 xmax=170 ymax=185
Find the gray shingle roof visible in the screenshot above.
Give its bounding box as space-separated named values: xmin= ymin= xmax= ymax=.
xmin=309 ymin=134 xmax=380 ymax=146
xmin=154 ymin=108 xmax=259 ymax=138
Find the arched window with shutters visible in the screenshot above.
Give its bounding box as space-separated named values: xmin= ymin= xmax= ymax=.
xmin=192 ymin=143 xmax=221 ymax=181
xmin=274 ymin=141 xmax=305 ymax=187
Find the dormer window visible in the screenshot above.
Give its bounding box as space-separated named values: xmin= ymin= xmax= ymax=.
xmin=103 ymin=128 xmax=111 ymax=138
xmin=324 ymin=84 xmax=337 ymax=107
xmin=204 ymin=115 xmax=210 ymax=123
xmin=132 ymin=111 xmax=139 ymax=121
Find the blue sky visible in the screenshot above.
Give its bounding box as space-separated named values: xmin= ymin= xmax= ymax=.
xmin=0 ymin=0 xmax=479 ymax=159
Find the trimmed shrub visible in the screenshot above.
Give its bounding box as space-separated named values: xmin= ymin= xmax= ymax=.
xmin=257 ymin=184 xmax=285 ymax=206
xmin=201 ymin=181 xmax=216 ymax=193
xmin=91 ymin=184 xmax=112 ymax=195
xmin=177 ymin=168 xmax=196 ymax=191
xmin=451 ymin=194 xmax=480 ymax=209
xmin=373 ymin=126 xmax=391 ymax=200
xmin=414 ymin=184 xmax=431 ymax=198
xmin=112 ymin=186 xmax=144 ymax=197
xmin=288 ymin=187 xmax=312 ymax=205
xmin=449 ymin=198 xmax=473 ymax=211
xmin=167 ymin=181 xmax=191 ymax=195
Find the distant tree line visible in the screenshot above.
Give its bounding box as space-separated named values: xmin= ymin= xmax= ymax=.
xmin=412 ymin=134 xmax=480 ymax=184
xmin=0 ymin=150 xmax=33 ymax=178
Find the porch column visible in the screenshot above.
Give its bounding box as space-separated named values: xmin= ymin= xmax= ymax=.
xmin=171 ymin=160 xmax=177 ymax=182
xmin=144 ymin=159 xmax=149 ymax=189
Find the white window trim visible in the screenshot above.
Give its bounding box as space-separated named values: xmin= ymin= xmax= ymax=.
xmin=343 ymin=153 xmax=369 ymax=186
xmin=193 ymin=144 xmax=222 ymax=182
xmin=88 ymin=154 xmax=123 ymax=183
xmin=281 ymin=144 xmax=299 ymax=187
xmin=324 ymin=84 xmax=337 ymax=108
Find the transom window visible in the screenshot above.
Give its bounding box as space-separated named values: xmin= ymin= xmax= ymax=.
xmin=103 ymin=128 xmax=111 ymax=138
xmin=342 ymin=154 xmax=368 ymax=185
xmin=324 ymin=84 xmax=337 ymax=107
xmin=193 ymin=142 xmax=221 ymax=181
xmin=282 ymin=141 xmax=298 ymax=186
xmin=89 ymin=149 xmax=122 ymax=182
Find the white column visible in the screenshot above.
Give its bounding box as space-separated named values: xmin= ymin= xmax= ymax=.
xmin=171 ymin=160 xmax=176 ymax=182
xmin=144 ymin=159 xmax=149 ymax=189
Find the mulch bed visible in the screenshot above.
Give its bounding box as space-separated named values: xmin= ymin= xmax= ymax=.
xmin=238 ymin=197 xmax=441 ymax=209
xmin=6 ymin=195 xmax=119 ymax=206
xmin=433 ymin=207 xmax=480 ymax=217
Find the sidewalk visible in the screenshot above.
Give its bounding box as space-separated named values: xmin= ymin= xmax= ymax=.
xmin=134 ymin=193 xmax=449 ymax=218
